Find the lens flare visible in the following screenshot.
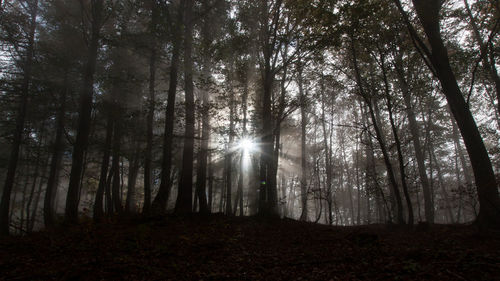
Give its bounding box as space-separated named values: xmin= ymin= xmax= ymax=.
xmin=238 ymin=138 xmax=256 ymax=152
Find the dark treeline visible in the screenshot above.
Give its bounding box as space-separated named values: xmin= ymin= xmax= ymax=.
xmin=0 ymin=0 xmax=499 ymax=235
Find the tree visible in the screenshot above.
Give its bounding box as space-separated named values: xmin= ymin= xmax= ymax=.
xmin=0 ymin=0 xmax=38 ymax=235
xmin=394 ymin=51 xmax=434 ymax=223
xmin=395 ymin=0 xmax=500 ymax=228
xmin=351 ymin=35 xmax=405 ymax=224
xmin=143 ymin=0 xmax=159 ymax=216
xmin=65 ymin=0 xmax=104 ymax=223
xmin=151 ymin=0 xmax=184 ymax=215
xmin=175 ymin=0 xmax=195 ymax=214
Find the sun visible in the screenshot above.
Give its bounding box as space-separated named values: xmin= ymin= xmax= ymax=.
xmin=237 ymin=138 xmax=256 ymax=152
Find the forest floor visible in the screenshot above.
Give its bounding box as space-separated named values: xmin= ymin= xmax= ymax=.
xmin=0 ymin=214 xmax=499 ymax=280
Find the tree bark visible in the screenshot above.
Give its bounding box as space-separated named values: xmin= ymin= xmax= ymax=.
xmin=143 ymin=0 xmax=159 ymax=216
xmin=0 ymin=0 xmax=38 ymax=236
xmin=111 ymin=118 xmax=123 ymax=214
xmin=380 ymin=52 xmax=413 ymax=225
xmin=258 ymin=0 xmax=282 ymax=217
xmin=395 ymin=55 xmax=434 ymax=223
xmin=93 ymin=110 xmax=113 ymax=221
xmin=65 ymin=0 xmax=103 ymax=223
xmin=225 ymin=102 xmax=234 ymax=215
xmin=151 ymin=0 xmax=184 ymax=215
xmin=175 ymin=0 xmax=195 ymax=214
xmin=351 ymin=38 xmax=404 ymax=224
xmin=44 ymin=74 xmax=67 ymax=227
xmin=208 ymin=152 xmax=214 ymax=212
xmin=299 ymin=62 xmax=308 ymax=221
xmin=28 ymin=157 xmax=47 ymax=233
xmin=26 ymin=136 xmax=43 ymax=231
xmin=386 ymin=93 xmax=414 ymax=225
xmin=125 ymin=146 xmax=140 ymax=213
xmin=194 ymin=79 xmax=210 ymax=214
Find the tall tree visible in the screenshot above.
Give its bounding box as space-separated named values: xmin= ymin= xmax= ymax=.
xmin=351 ymin=36 xmax=405 ymax=224
xmin=93 ymin=106 xmax=113 ymax=221
xmin=44 ymin=81 xmax=67 ymax=226
xmin=298 ymin=61 xmax=308 ymax=221
xmin=394 ymin=52 xmax=434 ymax=223
xmin=0 ymin=0 xmax=38 ymax=235
xmin=151 ymin=0 xmax=184 ymax=215
xmin=379 ymin=50 xmax=414 ymax=225
xmin=143 ymin=0 xmax=159 ymax=215
xmin=65 ymin=0 xmax=104 ymax=223
xmin=175 ymin=0 xmax=195 ymax=214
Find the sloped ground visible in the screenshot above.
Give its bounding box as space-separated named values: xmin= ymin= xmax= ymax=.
xmin=0 ymin=215 xmax=499 ymax=280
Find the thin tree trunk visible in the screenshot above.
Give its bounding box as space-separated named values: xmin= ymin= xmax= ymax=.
xmin=195 ymin=95 xmax=210 ymax=214
xmin=431 ymin=150 xmax=455 ymax=223
xmin=105 ymin=156 xmax=114 ymax=215
xmin=351 ymin=39 xmax=404 ymax=224
xmin=29 ymin=155 xmax=48 ymax=232
xmin=355 ymin=147 xmax=362 ymax=225
xmin=65 ymin=0 xmax=103 ymax=223
xmin=208 ymin=152 xmax=214 ymax=212
xmin=44 ymin=74 xmax=67 ymax=227
xmin=386 ymin=94 xmax=414 ymax=226
xmin=143 ymin=0 xmax=159 ymax=215
xmin=299 ymin=62 xmax=308 ymax=221
xmin=175 ymin=0 xmax=195 ymax=214
xmin=224 ymin=145 xmax=233 ymax=215
xmin=26 ymin=130 xmax=44 ymax=231
xmin=351 ymin=39 xmax=403 ymax=224
xmin=125 ymin=146 xmax=140 ymax=214
xmin=111 ymin=120 xmax=122 ymax=214
xmin=151 ymin=2 xmax=183 ymax=215
xmin=450 ymin=113 xmax=473 ymax=189
xmin=93 ymin=112 xmax=113 ymax=221
xmin=20 ymin=163 xmax=30 ymax=233
xmin=380 ymin=51 xmax=414 ymax=225
xmin=395 ymin=54 xmax=434 ymax=223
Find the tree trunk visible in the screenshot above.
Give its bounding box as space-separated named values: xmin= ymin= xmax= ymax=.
xmin=355 ymin=147 xmax=362 ymax=225
xmin=380 ymin=52 xmax=413 ymax=225
xmin=28 ymin=158 xmax=47 ymax=233
xmin=44 ymin=74 xmax=67 ymax=227
xmin=299 ymin=62 xmax=308 ymax=221
xmin=93 ymin=112 xmax=112 ymax=220
xmin=208 ymin=152 xmax=214 ymax=212
xmin=26 ymin=130 xmax=44 ymax=231
xmin=258 ymin=0 xmax=281 ymax=217
xmin=65 ymin=0 xmax=103 ymax=223
xmin=395 ymin=55 xmax=434 ymax=223
xmin=151 ymin=0 xmax=184 ymax=215
xmin=431 ymin=149 xmax=455 ymax=223
xmin=104 ymin=156 xmax=114 ymax=215
xmin=143 ymin=0 xmax=158 ymax=215
xmin=224 ymin=143 xmax=233 ymax=215
xmin=386 ymin=93 xmax=414 ymax=225
xmin=0 ymin=0 xmax=38 ymax=236
xmin=175 ymin=0 xmax=195 ymax=214
xmin=125 ymin=146 xmax=140 ymax=214
xmin=351 ymin=38 xmax=404 ymax=224
xmin=111 ymin=119 xmax=122 ymax=214
xmin=194 ymin=82 xmax=210 ymax=214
